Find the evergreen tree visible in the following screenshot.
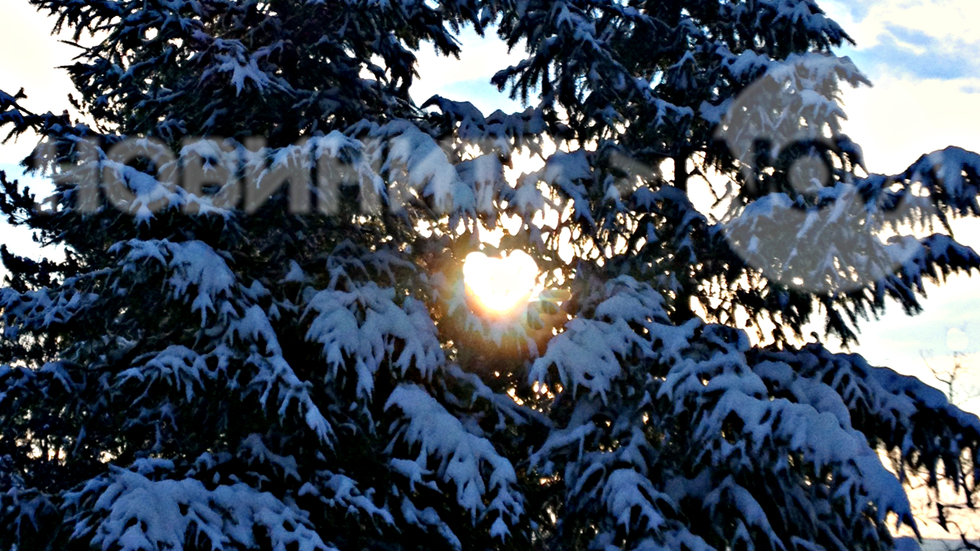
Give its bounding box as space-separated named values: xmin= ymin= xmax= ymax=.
xmin=2 ymin=1 xmax=980 ymax=550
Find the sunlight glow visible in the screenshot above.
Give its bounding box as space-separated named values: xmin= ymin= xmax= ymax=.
xmin=463 ymin=250 xmax=539 ymax=315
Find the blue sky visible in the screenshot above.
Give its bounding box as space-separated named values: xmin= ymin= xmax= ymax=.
xmin=3 ymin=0 xmax=980 ymax=410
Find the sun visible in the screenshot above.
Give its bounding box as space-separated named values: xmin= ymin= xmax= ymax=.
xmin=463 ymin=250 xmax=540 ymax=315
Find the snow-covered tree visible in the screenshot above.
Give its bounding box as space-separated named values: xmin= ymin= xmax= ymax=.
xmin=2 ymin=1 xmax=980 ymax=550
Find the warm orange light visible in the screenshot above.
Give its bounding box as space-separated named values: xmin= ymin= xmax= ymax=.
xmin=463 ymin=250 xmax=539 ymax=315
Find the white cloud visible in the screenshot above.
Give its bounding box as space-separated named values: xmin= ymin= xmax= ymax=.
xmin=824 ymin=0 xmax=980 ymax=83
xmin=414 ymin=26 xmax=520 ymax=88
xmin=824 ymin=0 xmax=980 ymax=48
xmin=838 ymin=76 xmax=980 ymax=174
xmin=412 ymin=26 xmax=525 ymax=115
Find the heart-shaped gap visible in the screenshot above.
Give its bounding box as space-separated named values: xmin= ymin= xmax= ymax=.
xmin=463 ymin=250 xmax=539 ymax=315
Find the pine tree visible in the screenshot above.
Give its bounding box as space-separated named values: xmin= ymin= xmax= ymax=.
xmin=2 ymin=1 xmax=980 ymax=550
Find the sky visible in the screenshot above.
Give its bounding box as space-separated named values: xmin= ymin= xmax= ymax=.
xmin=2 ymin=1 xmax=980 ymax=409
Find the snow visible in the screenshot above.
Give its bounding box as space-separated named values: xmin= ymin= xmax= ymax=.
xmin=530 ymin=276 xmax=682 ymax=401
xmin=312 ymin=132 xmax=386 ymax=214
xmin=205 ymin=38 xmax=276 ymax=95
xmin=908 ymin=146 xmax=980 ymax=215
xmin=115 ymin=239 xmax=236 ymax=324
xmin=304 ymin=283 xmax=445 ymax=398
xmin=70 ymin=462 xmax=334 ymax=551
xmin=602 ymin=468 xmax=668 ymax=534
xmin=385 ymin=384 xmax=523 ymax=538
xmin=455 ymin=154 xmax=505 ymax=215
xmin=316 ymin=473 xmax=395 ymax=526
xmin=508 ymin=178 xmax=545 ymax=215
xmin=109 ymin=238 xmax=338 ymax=447
xmin=704 ymin=476 xmax=780 ymax=545
xmin=754 ymin=343 xmax=980 ymax=501
xmin=523 ymin=271 xmax=950 ymax=549
xmin=400 ymin=496 xmax=463 ymax=550
xmin=0 ymin=280 xmax=100 ymax=338
xmin=540 ymin=150 xmax=596 ymax=227
xmin=372 ymin=120 xmax=469 ymax=215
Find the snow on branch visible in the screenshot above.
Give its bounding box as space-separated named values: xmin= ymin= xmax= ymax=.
xmin=385 ymin=384 xmax=524 ymax=540
xmin=65 ymin=460 xmax=335 ymax=551
xmin=303 ymin=283 xmax=445 ymax=399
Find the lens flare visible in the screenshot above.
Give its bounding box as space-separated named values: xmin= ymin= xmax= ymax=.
xmin=463 ymin=250 xmax=539 ymax=315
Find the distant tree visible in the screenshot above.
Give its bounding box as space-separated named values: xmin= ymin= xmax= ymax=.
xmin=903 ymin=350 xmax=980 ymax=550
xmin=923 ymin=351 xmax=980 ymax=409
xmin=2 ymin=1 xmax=980 ymax=550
